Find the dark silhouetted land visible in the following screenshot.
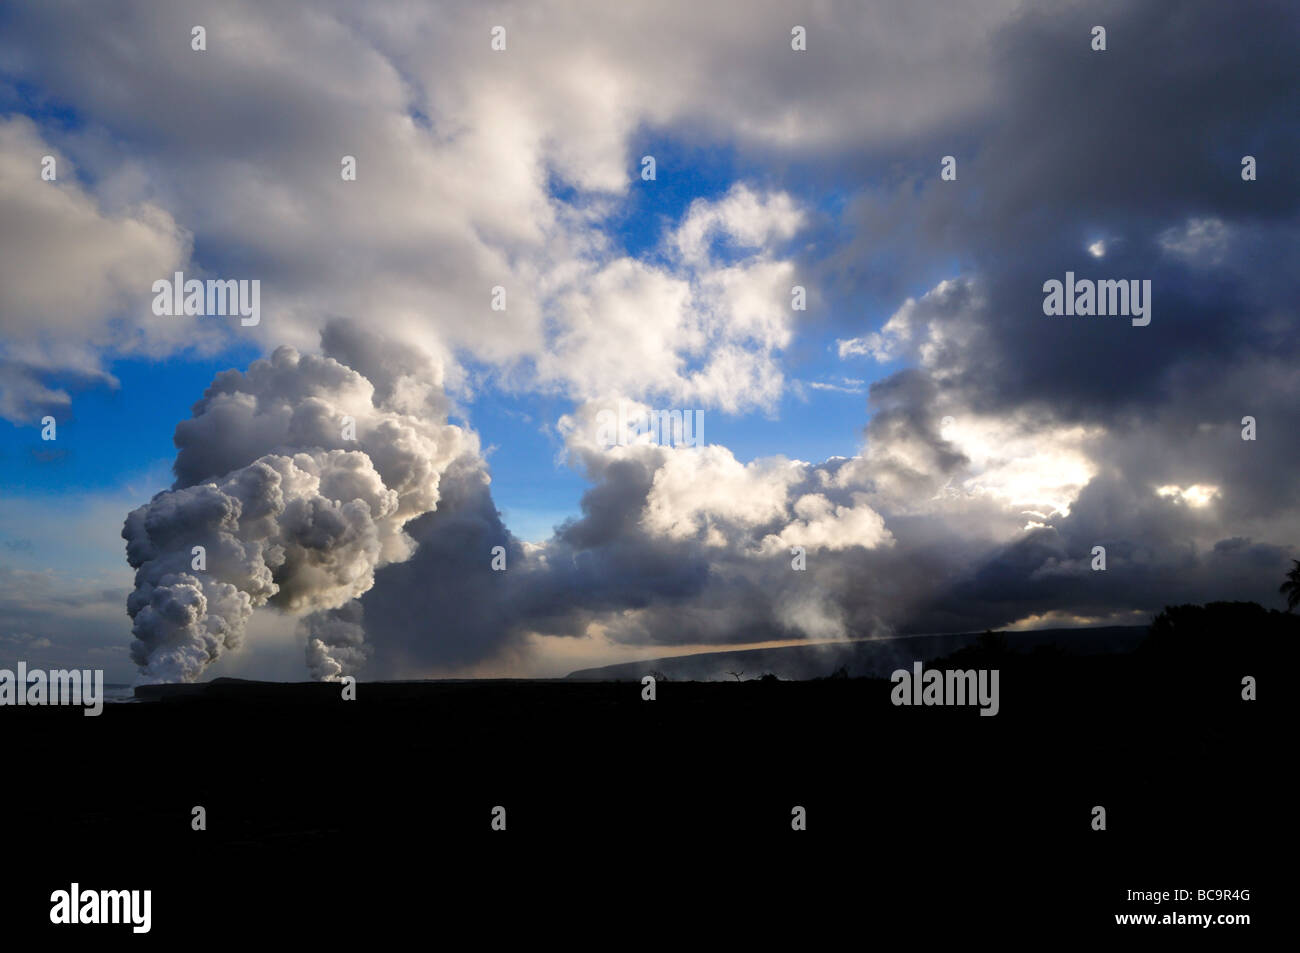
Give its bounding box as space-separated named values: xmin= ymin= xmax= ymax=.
xmin=4 ymin=604 xmax=1287 ymax=940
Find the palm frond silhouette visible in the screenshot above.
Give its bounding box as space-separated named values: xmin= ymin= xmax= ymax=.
xmin=1280 ymin=559 xmax=1300 ymax=612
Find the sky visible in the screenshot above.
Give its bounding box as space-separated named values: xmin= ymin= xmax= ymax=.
xmin=0 ymin=0 xmax=1296 ymax=683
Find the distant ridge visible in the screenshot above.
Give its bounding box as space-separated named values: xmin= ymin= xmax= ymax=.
xmin=565 ymin=626 xmax=1149 ymax=681
xmin=131 ymin=675 xmax=576 ymax=701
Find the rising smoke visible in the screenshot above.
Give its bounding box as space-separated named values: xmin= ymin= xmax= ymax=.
xmin=122 ymin=339 xmax=479 ymax=682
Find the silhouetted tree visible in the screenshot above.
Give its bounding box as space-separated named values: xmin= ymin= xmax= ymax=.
xmin=1142 ymin=601 xmax=1296 ymax=662
xmin=1280 ymin=559 xmax=1300 ymax=612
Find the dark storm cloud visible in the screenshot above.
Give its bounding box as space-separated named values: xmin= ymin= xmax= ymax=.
xmin=355 ymin=455 xmax=525 ymax=675
xmin=849 ymin=0 xmax=1298 ymax=415
xmin=922 ymin=479 xmax=1294 ymax=633
xmin=809 ymin=0 xmax=1300 ymax=635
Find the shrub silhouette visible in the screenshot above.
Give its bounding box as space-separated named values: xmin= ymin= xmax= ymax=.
xmin=1139 ymin=601 xmax=1295 ymax=686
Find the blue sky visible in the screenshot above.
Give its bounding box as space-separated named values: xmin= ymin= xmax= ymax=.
xmin=0 ymin=347 xmax=259 ymax=494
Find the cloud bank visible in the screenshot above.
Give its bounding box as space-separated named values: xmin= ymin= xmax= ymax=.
xmin=0 ymin=0 xmax=1294 ymax=679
